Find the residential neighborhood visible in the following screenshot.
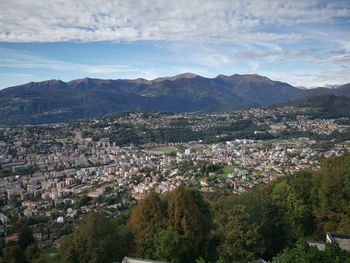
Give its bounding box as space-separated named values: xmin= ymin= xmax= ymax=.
xmin=0 ymin=106 xmax=349 ymax=249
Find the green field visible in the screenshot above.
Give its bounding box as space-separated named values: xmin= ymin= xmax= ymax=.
xmin=192 ymin=145 xmax=208 ymax=152
xmin=154 ymin=146 xmax=179 ymax=153
xmin=217 ymin=165 xmax=235 ymax=178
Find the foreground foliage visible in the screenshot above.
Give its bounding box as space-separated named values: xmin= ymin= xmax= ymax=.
xmin=60 ymin=213 xmax=130 ymax=263
xmin=272 ymin=241 xmax=350 ymax=263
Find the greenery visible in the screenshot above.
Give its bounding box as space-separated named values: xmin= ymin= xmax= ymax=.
xmin=291 ymin=94 xmax=350 ymax=118
xmin=155 ymin=146 xmax=179 ymax=154
xmin=272 ymin=241 xmax=350 ymax=263
xmin=60 ymin=212 xmax=131 ymax=263
xmin=216 ymin=165 xmax=235 ymax=178
xmin=18 ymin=226 xmax=36 ymax=250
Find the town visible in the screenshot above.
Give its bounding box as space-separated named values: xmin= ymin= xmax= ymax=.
xmin=0 ymin=105 xmax=350 ymax=249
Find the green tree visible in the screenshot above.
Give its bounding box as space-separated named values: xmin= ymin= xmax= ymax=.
xmin=134 ymin=225 xmax=160 ymax=260
xmin=60 ymin=212 xmax=130 ymax=263
xmin=18 ymin=225 xmax=36 ymax=250
xmin=154 ymin=227 xmax=185 ymax=263
xmin=270 ymin=179 xmax=312 ymax=240
xmin=128 ymin=190 xmax=165 ymax=249
xmin=60 ymin=223 xmax=73 ymax=235
xmin=134 ymin=223 xmax=185 ymax=262
xmin=7 ymin=245 xmax=27 ymax=263
xmin=128 ymin=190 xmax=164 ymax=231
xmin=25 ymin=244 xmax=41 ymax=262
xmin=213 ymin=189 xmax=288 ymax=260
xmin=167 ymin=185 xmax=212 ymax=261
xmin=315 ymin=152 xmax=350 ymax=233
xmin=74 ymin=195 xmax=92 ymax=209
xmin=272 ymin=241 xmax=350 ymax=263
xmin=218 ymin=205 xmax=264 ymax=262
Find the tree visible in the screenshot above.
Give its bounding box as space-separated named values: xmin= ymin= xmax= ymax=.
xmin=133 ymin=224 xmax=161 ymax=260
xmin=167 ymin=185 xmax=212 ymax=261
xmin=7 ymin=245 xmax=27 ymax=263
xmin=154 ymin=227 xmax=185 ymax=263
xmin=74 ymin=194 xmax=92 ymax=209
xmin=218 ymin=205 xmax=264 ymax=262
xmin=315 ymin=152 xmax=350 ymax=234
xmin=25 ymin=244 xmax=41 ymax=262
xmin=128 ymin=190 xmax=165 ymax=249
xmin=18 ymin=226 xmax=35 ymax=250
xmin=133 ymin=224 xmax=185 ymax=262
xmin=272 ymin=241 xmax=350 ymax=263
xmin=60 ymin=212 xmax=129 ymax=263
xmin=212 ymin=188 xmax=289 ymax=261
xmin=60 ymin=223 xmax=73 ymax=236
xmin=270 ymin=179 xmax=312 ymax=241
xmin=244 ymin=190 xmax=288 ymax=260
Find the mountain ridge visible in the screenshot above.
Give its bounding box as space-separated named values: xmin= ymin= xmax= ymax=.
xmin=0 ymin=73 xmax=349 ymax=126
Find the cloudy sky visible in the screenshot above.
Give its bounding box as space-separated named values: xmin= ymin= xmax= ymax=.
xmin=0 ymin=0 xmax=350 ymax=89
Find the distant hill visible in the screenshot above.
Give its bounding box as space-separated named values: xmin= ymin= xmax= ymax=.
xmin=0 ymin=73 xmax=348 ymax=126
xmin=334 ymin=83 xmax=350 ymax=97
xmin=287 ymin=94 xmax=350 ymax=118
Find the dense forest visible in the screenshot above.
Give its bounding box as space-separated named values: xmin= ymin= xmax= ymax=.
xmin=3 ymin=153 xmax=350 ymax=262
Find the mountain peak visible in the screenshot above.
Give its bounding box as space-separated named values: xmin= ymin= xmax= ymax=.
xmin=126 ymin=78 xmax=152 ymax=85
xmin=153 ymin=72 xmax=198 ymax=82
xmin=216 ymin=74 xmax=270 ymax=80
xmin=175 ymin=72 xmax=198 ymax=78
xmin=216 ymin=74 xmax=271 ymax=82
xmin=70 ymin=77 xmax=96 ymax=84
xmin=45 ymin=79 xmax=64 ymax=83
xmin=232 ymin=74 xmax=271 ymax=81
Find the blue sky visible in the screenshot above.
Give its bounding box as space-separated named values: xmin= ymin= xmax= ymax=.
xmin=0 ymin=0 xmax=350 ymax=89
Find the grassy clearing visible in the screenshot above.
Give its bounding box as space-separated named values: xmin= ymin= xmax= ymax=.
xmin=192 ymin=145 xmax=208 ymax=152
xmin=155 ymin=146 xmax=179 ymax=153
xmin=217 ymin=165 xmax=235 ymax=178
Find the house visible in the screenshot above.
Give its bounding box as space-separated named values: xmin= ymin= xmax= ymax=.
xmin=0 ymin=213 xmax=8 ymax=224
xmin=56 ymin=216 xmax=64 ymax=223
xmin=307 ymin=240 xmax=326 ymax=251
xmin=307 ymin=232 xmax=350 ymax=251
xmin=5 ymin=234 xmax=18 ymax=244
xmin=326 ymin=232 xmax=350 ymax=251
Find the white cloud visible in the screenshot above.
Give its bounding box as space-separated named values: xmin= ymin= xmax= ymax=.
xmin=0 ymin=48 xmax=135 ymax=74
xmin=262 ymin=65 xmax=350 ymax=88
xmin=0 ymin=0 xmax=348 ymax=43
xmin=0 ymin=73 xmax=33 ymax=77
xmin=313 ymin=51 xmax=350 ymax=64
xmin=0 ymin=0 xmax=349 ymax=88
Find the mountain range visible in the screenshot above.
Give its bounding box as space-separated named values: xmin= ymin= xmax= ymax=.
xmin=0 ymin=73 xmax=349 ymax=126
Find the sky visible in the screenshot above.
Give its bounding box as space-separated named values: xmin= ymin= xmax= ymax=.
xmin=0 ymin=0 xmax=350 ymax=89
